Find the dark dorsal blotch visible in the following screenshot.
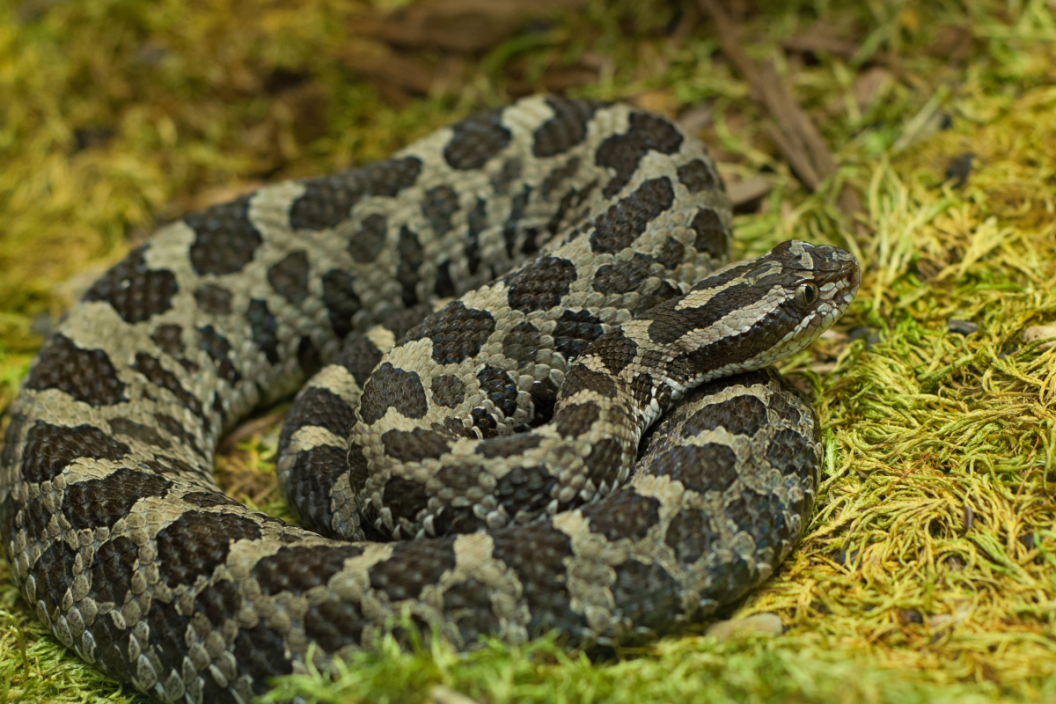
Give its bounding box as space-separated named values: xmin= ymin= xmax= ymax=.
xmin=267 ymin=250 xmax=310 ymax=305
xmin=505 ymin=256 xmax=578 ymax=313
xmin=185 ymin=195 xmax=263 ymax=275
xmin=443 ymin=107 xmax=512 ymax=170
xmin=25 ymin=335 xmax=126 ymax=407
xmin=359 ymin=363 xmax=429 ymax=424
xmin=290 ymin=156 xmax=422 ymax=231
xmin=83 ymin=245 xmax=179 ymax=324
xmin=589 ymin=177 xmax=675 ymax=254
xmin=532 ymin=97 xmax=603 ymax=158
xmin=193 ymin=284 xmax=234 ymax=315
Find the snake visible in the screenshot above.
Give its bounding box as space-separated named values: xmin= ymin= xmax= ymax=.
xmin=0 ymin=95 xmax=860 ymax=703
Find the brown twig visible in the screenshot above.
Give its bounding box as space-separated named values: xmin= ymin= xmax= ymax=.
xmin=698 ymin=0 xmax=862 ymax=221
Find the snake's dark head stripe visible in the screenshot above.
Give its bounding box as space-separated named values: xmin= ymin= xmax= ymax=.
xmin=642 ymin=239 xmax=859 ymax=382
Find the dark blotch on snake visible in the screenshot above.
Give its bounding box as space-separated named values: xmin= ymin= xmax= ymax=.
xmin=185 ymin=195 xmax=262 ymax=275
xmin=583 ymin=437 xmax=623 ymax=486
xmin=443 ymin=107 xmax=511 ymax=170
xmin=333 ymin=334 xmax=384 ymax=387
xmin=248 ymin=299 xmax=281 ymax=364
xmin=405 ymin=301 xmax=496 ymax=365
xmin=350 ymin=212 xmax=388 ymax=263
xmin=150 ymin=324 xmax=185 ymax=357
xmin=381 ymin=476 xmax=430 ymax=523
xmin=279 ymin=387 xmax=356 ymax=455
xmin=132 ymin=353 xmax=205 ymax=422
xmin=501 ymin=321 xmax=542 ymax=364
xmin=475 ymin=434 xmax=542 ymax=459
xmin=289 ymin=156 xmax=422 ymax=230
xmin=83 ymin=245 xmax=179 ymax=323
xmin=382 ymin=428 xmax=451 ymax=463
xmin=286 ymin=445 xmax=350 ymax=533
xmin=591 ymin=252 xmax=661 ymax=295
xmin=465 ymin=198 xmax=487 ymax=275
xmin=561 ymin=365 xmax=617 ymax=399
xmin=152 ymin=413 xmax=202 ymax=456
xmin=88 ymin=536 xmax=138 ymax=606
xmin=503 ymin=187 xmax=533 ymax=257
xmin=725 ymin=489 xmax=792 ymax=554
xmin=505 ymin=256 xmax=577 ymax=312
xmin=589 ymin=177 xmax=675 ymax=254
xmin=267 ymin=250 xmax=310 ymax=305
xmin=304 ymin=599 xmax=367 ymax=652
xmin=321 ymin=269 xmax=362 ymax=338
xmin=646 ymin=282 xmax=768 ymax=347
xmin=252 ymin=545 xmax=364 ymax=596
xmin=62 ymin=467 xmax=172 ymax=530
xmin=197 ymin=325 xmax=242 ymax=385
xmin=28 ymin=539 xmax=77 ymax=616
xmin=444 ymin=578 xmax=500 ymax=644
xmin=656 ymin=237 xmax=685 ymax=270
xmin=491 ymin=523 xmax=585 ymax=635
xmin=677 ymin=159 xmax=717 ymax=193
xmin=195 ymin=578 xmax=243 ymax=627
xmin=592 ymin=329 xmax=638 ymax=374
xmin=25 ymin=335 xmax=126 ymax=407
xmin=664 ymin=508 xmax=717 ymax=563
xmin=423 ymin=185 xmax=460 ymax=237
xmin=397 ymin=226 xmax=425 ymax=306
xmin=155 ymin=511 xmax=262 ymax=588
xmin=583 ymin=489 xmax=659 ymax=541
xmin=766 ymin=428 xmax=819 ymax=480
xmin=595 ymin=112 xmax=683 ymax=198
xmin=681 ymin=394 xmax=769 ymax=438
xmin=491 ymin=157 xmax=522 ymax=194
xmin=553 ymin=309 xmax=605 ymax=360
xmin=477 ymin=366 xmax=519 ymax=419
xmin=541 ymin=156 xmax=581 ymax=199
xmin=20 ymin=421 xmax=129 ymax=483
xmin=532 ymin=97 xmax=602 ymax=158
xmin=658 ymin=443 xmax=740 ymax=494
xmin=691 ymin=207 xmax=728 ymax=258
xmin=431 ymin=375 xmax=465 ymax=408
xmin=181 ymin=492 xmax=239 ymax=509
xmin=107 ymin=417 xmax=170 ymax=449
xmin=359 ymin=363 xmax=429 ymax=424
xmin=495 ymin=464 xmax=556 ymax=516
xmin=369 ymin=540 xmax=457 ymax=601
xmin=233 ymin=623 xmax=294 ymax=695
xmin=193 ymin=284 xmax=234 ymax=315
xmin=611 ymin=559 xmax=681 ymax=634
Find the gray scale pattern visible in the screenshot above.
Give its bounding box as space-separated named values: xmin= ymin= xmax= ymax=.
xmin=0 ymin=95 xmax=859 ymax=703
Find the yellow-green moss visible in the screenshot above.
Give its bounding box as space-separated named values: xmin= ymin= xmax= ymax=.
xmin=3 ymin=0 xmax=1056 ymax=701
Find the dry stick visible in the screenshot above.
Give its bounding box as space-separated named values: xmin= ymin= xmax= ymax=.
xmin=698 ymin=0 xmax=863 ymax=221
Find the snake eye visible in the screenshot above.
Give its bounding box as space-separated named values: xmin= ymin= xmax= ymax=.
xmin=795 ymin=282 xmax=819 ymax=307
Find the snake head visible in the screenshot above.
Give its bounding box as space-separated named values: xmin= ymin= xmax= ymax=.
xmin=646 ymin=239 xmax=860 ymax=379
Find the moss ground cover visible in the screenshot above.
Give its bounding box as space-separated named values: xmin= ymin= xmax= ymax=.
xmin=1 ymin=1 xmax=1056 ymax=701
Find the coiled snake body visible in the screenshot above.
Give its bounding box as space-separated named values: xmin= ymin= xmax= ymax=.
xmin=0 ymin=96 xmax=859 ymax=703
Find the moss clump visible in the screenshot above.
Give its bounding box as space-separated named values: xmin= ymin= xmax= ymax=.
xmin=3 ymin=0 xmax=1056 ymax=701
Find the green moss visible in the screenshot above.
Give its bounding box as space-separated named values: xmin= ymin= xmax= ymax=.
xmin=3 ymin=0 xmax=1056 ymax=701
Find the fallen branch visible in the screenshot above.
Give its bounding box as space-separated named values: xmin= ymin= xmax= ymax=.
xmin=698 ymin=0 xmax=863 ymax=221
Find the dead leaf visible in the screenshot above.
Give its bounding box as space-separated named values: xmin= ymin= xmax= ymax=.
xmin=1024 ymin=325 xmax=1056 ymax=351
xmin=340 ymin=37 xmax=440 ymax=96
xmin=629 ymin=89 xmax=676 ymax=118
xmin=853 ymin=67 xmax=893 ymax=110
xmin=352 ymin=0 xmax=585 ymax=54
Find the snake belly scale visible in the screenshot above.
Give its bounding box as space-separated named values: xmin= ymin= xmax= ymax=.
xmin=0 ymin=96 xmax=859 ymax=703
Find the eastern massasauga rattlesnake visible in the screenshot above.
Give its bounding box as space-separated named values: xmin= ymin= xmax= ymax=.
xmin=0 ymin=95 xmax=860 ymax=703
